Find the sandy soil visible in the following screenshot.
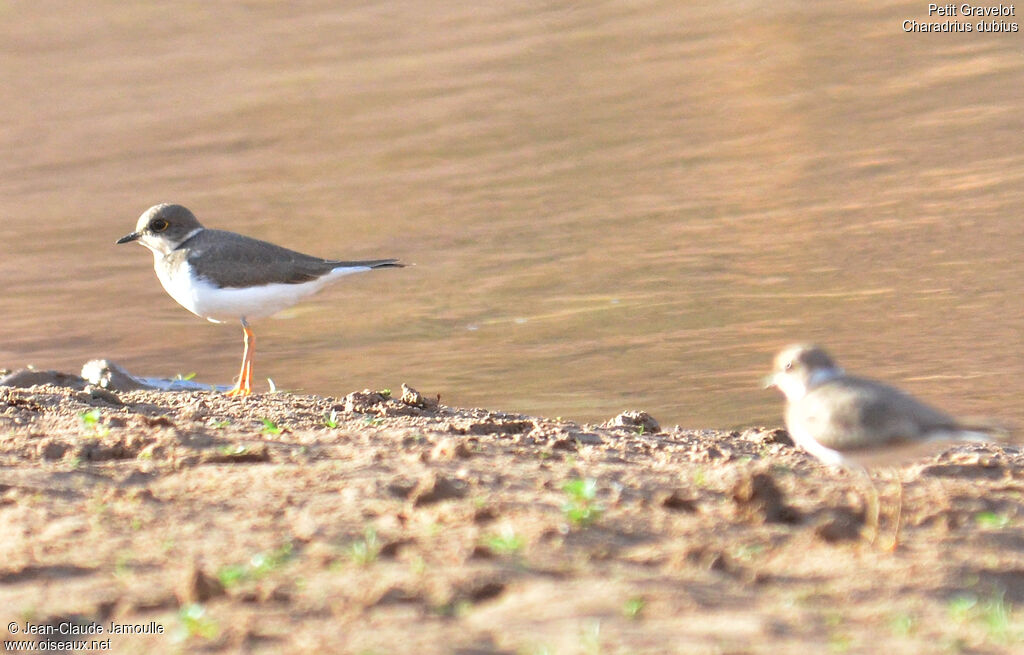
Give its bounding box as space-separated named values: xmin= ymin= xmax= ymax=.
xmin=1 ymin=374 xmax=1022 ymax=654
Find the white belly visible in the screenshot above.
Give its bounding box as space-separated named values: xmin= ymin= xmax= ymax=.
xmin=155 ymin=259 xmax=370 ymax=323
xmin=785 ymin=421 xmax=846 ymax=467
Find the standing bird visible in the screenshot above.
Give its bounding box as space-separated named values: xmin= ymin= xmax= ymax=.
xmin=765 ymin=344 xmax=1004 ymax=548
xmin=765 ymin=344 xmax=996 ymax=468
xmin=117 ymin=203 xmax=402 ymax=395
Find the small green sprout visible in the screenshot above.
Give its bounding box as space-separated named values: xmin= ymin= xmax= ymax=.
xmin=216 ymin=564 xmax=247 ymax=588
xmin=323 ymin=409 xmax=340 ymax=428
xmin=483 ymin=525 xmax=524 ymax=556
xmin=948 ymin=591 xmax=1017 ymax=643
xmin=623 ymin=596 xmax=645 ymax=619
xmin=260 ymin=418 xmax=283 ymax=435
xmin=174 ymin=372 xmax=197 ymax=381
xmin=562 ymin=478 xmax=604 ymax=527
xmin=980 ymin=593 xmax=1014 ymax=642
xmin=176 ymin=603 xmax=218 ymax=641
xmin=581 ymin=619 xmax=602 ymax=655
xmin=114 ymin=552 xmax=133 ymax=578
xmin=975 ymin=512 xmax=1011 ymax=529
xmin=949 ymin=594 xmax=978 ymax=622
xmin=216 ymin=543 xmax=294 ymax=588
xmin=347 ymin=527 xmax=381 ymax=566
xmin=408 ymin=555 xmax=426 ymax=575
xmin=732 ymin=542 xmax=766 ymax=562
xmin=78 ymin=409 xmax=109 ymax=437
xmin=249 ymin=543 xmax=294 ymax=575
xmin=887 ymin=612 xmax=916 ymax=637
xmin=435 ymin=599 xmax=472 ymax=618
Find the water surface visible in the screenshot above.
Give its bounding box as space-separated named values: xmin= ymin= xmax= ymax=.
xmin=1 ymin=1 xmax=1021 ymax=429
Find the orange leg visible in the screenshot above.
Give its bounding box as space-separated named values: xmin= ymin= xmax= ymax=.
xmin=226 ymin=320 xmax=255 ymax=396
xmin=886 ymin=475 xmax=904 ymax=552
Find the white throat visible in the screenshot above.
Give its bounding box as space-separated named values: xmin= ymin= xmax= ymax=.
xmin=139 ymin=227 xmax=204 ymax=256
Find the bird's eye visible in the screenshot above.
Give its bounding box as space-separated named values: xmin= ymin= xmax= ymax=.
xmin=150 ymin=219 xmax=169 ymax=232
xmin=784 ymin=361 xmax=793 ymax=371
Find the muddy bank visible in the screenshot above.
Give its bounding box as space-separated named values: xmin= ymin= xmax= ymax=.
xmin=1 ymin=373 xmax=1022 ymax=654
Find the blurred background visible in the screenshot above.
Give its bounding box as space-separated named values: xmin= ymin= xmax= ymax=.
xmin=0 ymin=1 xmax=1021 ymax=429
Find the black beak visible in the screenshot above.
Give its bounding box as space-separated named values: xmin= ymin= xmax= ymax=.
xmin=116 ymin=232 xmax=140 ymax=244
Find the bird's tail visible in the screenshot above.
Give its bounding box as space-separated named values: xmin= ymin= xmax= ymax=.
xmin=331 ymin=258 xmax=404 ymax=270
xmin=949 ymin=417 xmax=1015 ymax=443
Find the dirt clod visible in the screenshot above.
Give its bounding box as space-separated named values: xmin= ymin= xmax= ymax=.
xmin=387 ymin=478 xmax=418 ymax=499
xmin=411 ymin=473 xmax=468 ymax=506
xmin=551 ymin=437 xmax=578 ymax=452
xmin=430 ymin=437 xmax=472 ymax=460
xmin=814 ymin=507 xmax=866 ymax=543
xmin=603 ymin=410 xmax=660 ymax=434
xmin=342 ymin=390 xmax=389 ymax=414
xmin=401 ymin=383 xmax=438 ymax=410
xmin=466 ymin=579 xmax=506 ymax=603
xmin=179 ymin=563 xmax=225 ymax=604
xmin=201 ymin=443 xmax=271 ymax=464
xmin=743 ymin=427 xmax=794 ymax=447
xmin=659 ymin=489 xmax=699 ymax=512
xmin=38 ymin=439 xmax=72 ymax=460
xmin=731 ymin=471 xmax=799 ymax=524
